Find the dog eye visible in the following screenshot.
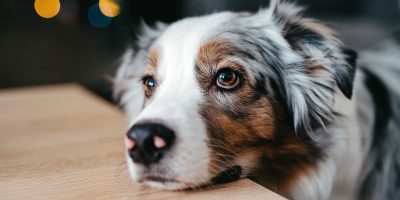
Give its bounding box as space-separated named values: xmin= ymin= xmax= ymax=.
xmin=143 ymin=76 xmax=157 ymax=97
xmin=216 ymin=68 xmax=240 ymax=90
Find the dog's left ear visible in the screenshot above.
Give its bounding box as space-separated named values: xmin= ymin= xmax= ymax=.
xmin=264 ymin=1 xmax=357 ymax=134
xmin=272 ymin=1 xmax=357 ymax=99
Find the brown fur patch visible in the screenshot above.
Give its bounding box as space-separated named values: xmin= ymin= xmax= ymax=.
xmin=148 ymin=47 xmax=160 ymax=68
xmin=197 ymin=38 xmax=235 ymax=68
xmin=196 ymin=38 xmax=322 ymax=197
xmin=141 ymin=47 xmax=160 ymax=77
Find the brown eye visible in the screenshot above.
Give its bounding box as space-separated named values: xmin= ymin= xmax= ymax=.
xmin=143 ymin=76 xmax=157 ymax=96
xmin=216 ymin=68 xmax=240 ymax=90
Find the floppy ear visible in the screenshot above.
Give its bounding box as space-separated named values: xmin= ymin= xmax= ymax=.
xmin=113 ymin=21 xmax=168 ymax=119
xmin=273 ymin=1 xmax=357 ymax=98
xmin=270 ymin=1 xmax=357 ymax=135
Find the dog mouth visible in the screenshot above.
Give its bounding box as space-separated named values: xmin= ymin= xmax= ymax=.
xmin=140 ymin=175 xmax=180 ymax=184
xmin=138 ymin=165 xmax=242 ymax=189
xmin=211 ymin=165 xmax=242 ymax=184
xmin=138 ymin=175 xmax=188 ymax=190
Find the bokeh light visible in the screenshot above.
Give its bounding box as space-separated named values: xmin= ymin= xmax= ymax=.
xmin=34 ymin=0 xmax=61 ymax=19
xmin=88 ymin=4 xmax=112 ymax=29
xmin=99 ymin=0 xmax=121 ymax=17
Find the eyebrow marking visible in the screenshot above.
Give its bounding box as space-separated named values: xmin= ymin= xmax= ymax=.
xmin=148 ymin=47 xmax=160 ymax=68
xmin=141 ymin=47 xmax=161 ymax=78
xmin=197 ymin=38 xmax=235 ymax=70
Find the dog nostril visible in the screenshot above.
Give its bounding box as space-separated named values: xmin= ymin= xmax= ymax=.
xmin=153 ymin=136 xmax=166 ymax=149
xmin=125 ymin=137 xmax=136 ymax=150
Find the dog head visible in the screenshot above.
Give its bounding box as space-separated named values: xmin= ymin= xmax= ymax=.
xmin=114 ymin=0 xmax=356 ymax=194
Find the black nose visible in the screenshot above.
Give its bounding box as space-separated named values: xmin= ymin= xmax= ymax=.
xmin=126 ymin=123 xmax=175 ymax=166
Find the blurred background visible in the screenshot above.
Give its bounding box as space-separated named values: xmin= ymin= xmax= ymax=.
xmin=0 ymin=0 xmax=399 ymax=101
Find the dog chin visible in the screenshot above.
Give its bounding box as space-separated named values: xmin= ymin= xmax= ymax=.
xmin=134 ymin=165 xmax=244 ymax=190
xmin=143 ymin=179 xmax=205 ymax=190
xmin=132 ymin=172 xmax=209 ymax=190
xmin=128 ymin=165 xmax=209 ymax=190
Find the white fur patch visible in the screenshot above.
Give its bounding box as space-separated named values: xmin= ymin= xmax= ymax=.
xmin=290 ymin=159 xmax=336 ymax=200
xmin=119 ymin=12 xmax=241 ymax=189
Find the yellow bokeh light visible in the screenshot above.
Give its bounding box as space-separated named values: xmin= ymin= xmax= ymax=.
xmin=34 ymin=0 xmax=61 ymax=19
xmin=99 ymin=0 xmax=120 ymax=17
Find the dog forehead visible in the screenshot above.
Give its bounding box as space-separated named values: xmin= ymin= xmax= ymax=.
xmin=153 ymin=12 xmax=238 ymax=80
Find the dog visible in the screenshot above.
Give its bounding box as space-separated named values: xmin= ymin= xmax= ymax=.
xmin=113 ymin=1 xmax=400 ymax=199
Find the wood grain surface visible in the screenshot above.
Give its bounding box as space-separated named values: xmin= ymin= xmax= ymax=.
xmin=0 ymin=84 xmax=285 ymax=200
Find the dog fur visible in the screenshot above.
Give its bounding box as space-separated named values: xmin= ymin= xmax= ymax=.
xmin=114 ymin=1 xmax=400 ymax=199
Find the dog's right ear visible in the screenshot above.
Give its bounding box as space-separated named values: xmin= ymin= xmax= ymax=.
xmin=134 ymin=21 xmax=169 ymax=50
xmin=113 ymin=21 xmax=168 ymax=119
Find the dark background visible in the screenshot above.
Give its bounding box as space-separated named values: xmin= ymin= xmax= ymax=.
xmin=1 ymin=0 xmax=399 ymax=101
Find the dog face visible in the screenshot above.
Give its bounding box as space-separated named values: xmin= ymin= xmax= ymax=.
xmin=114 ymin=1 xmax=356 ymax=194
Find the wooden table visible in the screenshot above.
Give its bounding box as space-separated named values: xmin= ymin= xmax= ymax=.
xmin=0 ymin=84 xmax=284 ymax=199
